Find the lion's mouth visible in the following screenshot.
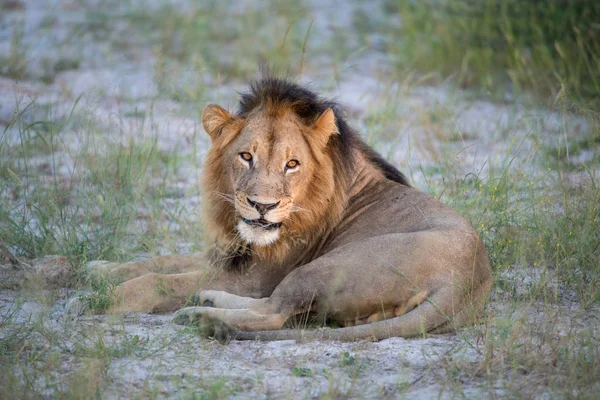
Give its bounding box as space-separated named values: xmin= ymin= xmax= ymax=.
xmin=241 ymin=217 xmax=282 ymax=231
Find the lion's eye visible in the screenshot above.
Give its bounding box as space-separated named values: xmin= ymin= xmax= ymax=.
xmin=239 ymin=152 xmax=253 ymax=163
xmin=285 ymin=159 xmax=299 ymax=170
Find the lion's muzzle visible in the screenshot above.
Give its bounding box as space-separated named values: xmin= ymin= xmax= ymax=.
xmin=234 ymin=193 xmax=291 ymax=245
xmin=240 ymin=217 xmax=282 ymax=231
xmin=246 ymin=197 xmax=280 ymax=215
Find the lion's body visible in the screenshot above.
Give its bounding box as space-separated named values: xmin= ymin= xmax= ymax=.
xmin=107 ymin=76 xmax=492 ymax=341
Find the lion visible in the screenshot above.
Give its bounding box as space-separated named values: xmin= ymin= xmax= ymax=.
xmin=100 ymin=75 xmax=493 ymax=341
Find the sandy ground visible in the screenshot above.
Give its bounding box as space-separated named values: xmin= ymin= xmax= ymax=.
xmin=1 ymin=0 xmax=598 ymax=398
xmin=0 ymin=286 xmax=488 ymax=398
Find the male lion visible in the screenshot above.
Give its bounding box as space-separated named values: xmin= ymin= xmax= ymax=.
xmin=103 ymin=76 xmax=492 ymax=341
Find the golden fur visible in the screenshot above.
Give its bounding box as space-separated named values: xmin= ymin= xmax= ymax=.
xmin=203 ymin=105 xmax=345 ymax=265
xmin=104 ymin=76 xmax=493 ymax=341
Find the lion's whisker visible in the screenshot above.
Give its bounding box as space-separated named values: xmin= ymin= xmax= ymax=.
xmin=216 ymin=191 xmax=235 ymax=199
xmin=290 ymin=204 xmax=311 ymax=214
xmin=215 ymin=192 xmax=236 ymax=205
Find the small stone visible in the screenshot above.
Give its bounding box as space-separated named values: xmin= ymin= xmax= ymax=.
xmin=27 ymin=255 xmax=74 ymax=288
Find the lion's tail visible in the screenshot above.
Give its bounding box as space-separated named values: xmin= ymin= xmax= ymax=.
xmin=230 ymin=288 xmax=480 ymax=342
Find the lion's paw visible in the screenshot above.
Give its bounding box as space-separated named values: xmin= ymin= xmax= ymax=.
xmin=193 ymin=290 xmax=220 ymax=307
xmin=172 ymin=306 xmax=232 ymax=342
xmin=172 ymin=306 xmax=210 ymax=324
xmin=192 ymin=294 xmax=213 ymax=307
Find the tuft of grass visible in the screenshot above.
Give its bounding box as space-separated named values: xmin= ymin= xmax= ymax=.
xmin=292 ymin=366 xmax=313 ymax=377
xmin=0 ymin=96 xmax=200 ymax=278
xmin=40 ymin=56 xmax=81 ymax=84
xmin=382 ymin=0 xmax=600 ymax=106
xmin=428 ymin=132 xmax=600 ymax=306
xmin=86 ymin=0 xmax=327 ymax=86
xmin=453 ymin=305 xmax=600 ymax=398
xmin=79 ymin=273 xmax=118 ymax=313
xmin=0 ymin=22 xmax=27 ymax=79
xmin=341 ymin=351 xmax=356 ymax=366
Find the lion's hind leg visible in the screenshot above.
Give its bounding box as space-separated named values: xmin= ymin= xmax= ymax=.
xmin=341 ymin=290 xmax=428 ymax=327
xmin=429 ymin=272 xmax=493 ymax=334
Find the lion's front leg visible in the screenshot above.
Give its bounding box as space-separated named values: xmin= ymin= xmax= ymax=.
xmin=172 ymin=290 xmax=289 ymax=334
xmin=90 ymin=253 xmax=204 ymax=283
xmin=172 ymin=306 xmax=287 ymax=332
xmin=195 ymin=290 xmax=268 ymax=309
xmin=109 ymin=271 xmax=205 ymax=313
xmin=107 ymin=264 xmax=265 ymax=314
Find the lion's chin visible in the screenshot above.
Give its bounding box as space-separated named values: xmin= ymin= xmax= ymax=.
xmin=236 ymin=220 xmax=280 ymax=246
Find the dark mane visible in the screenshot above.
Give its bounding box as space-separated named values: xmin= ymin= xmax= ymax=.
xmin=237 ymin=76 xmax=410 ymax=187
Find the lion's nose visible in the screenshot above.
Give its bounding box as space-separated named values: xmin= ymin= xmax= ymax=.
xmin=247 ymin=198 xmax=280 ymax=215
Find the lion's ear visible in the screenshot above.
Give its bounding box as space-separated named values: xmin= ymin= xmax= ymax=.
xmin=312 ymin=108 xmax=338 ymax=148
xmin=202 ymin=104 xmax=233 ymax=141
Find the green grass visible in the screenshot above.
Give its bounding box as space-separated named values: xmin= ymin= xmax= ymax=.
xmin=68 ymin=0 xmax=342 ymax=89
xmin=0 ymin=96 xmax=202 ymax=277
xmin=414 ymin=106 xmax=600 ymax=307
xmin=0 ymin=23 xmax=27 ymax=79
xmin=0 ymin=298 xmax=189 ymax=398
xmin=381 ymin=0 xmax=600 ymax=107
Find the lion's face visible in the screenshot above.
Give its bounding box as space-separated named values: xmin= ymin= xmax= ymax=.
xmin=202 ymin=104 xmax=337 ymax=247
xmin=227 ymin=113 xmax=316 ymax=246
